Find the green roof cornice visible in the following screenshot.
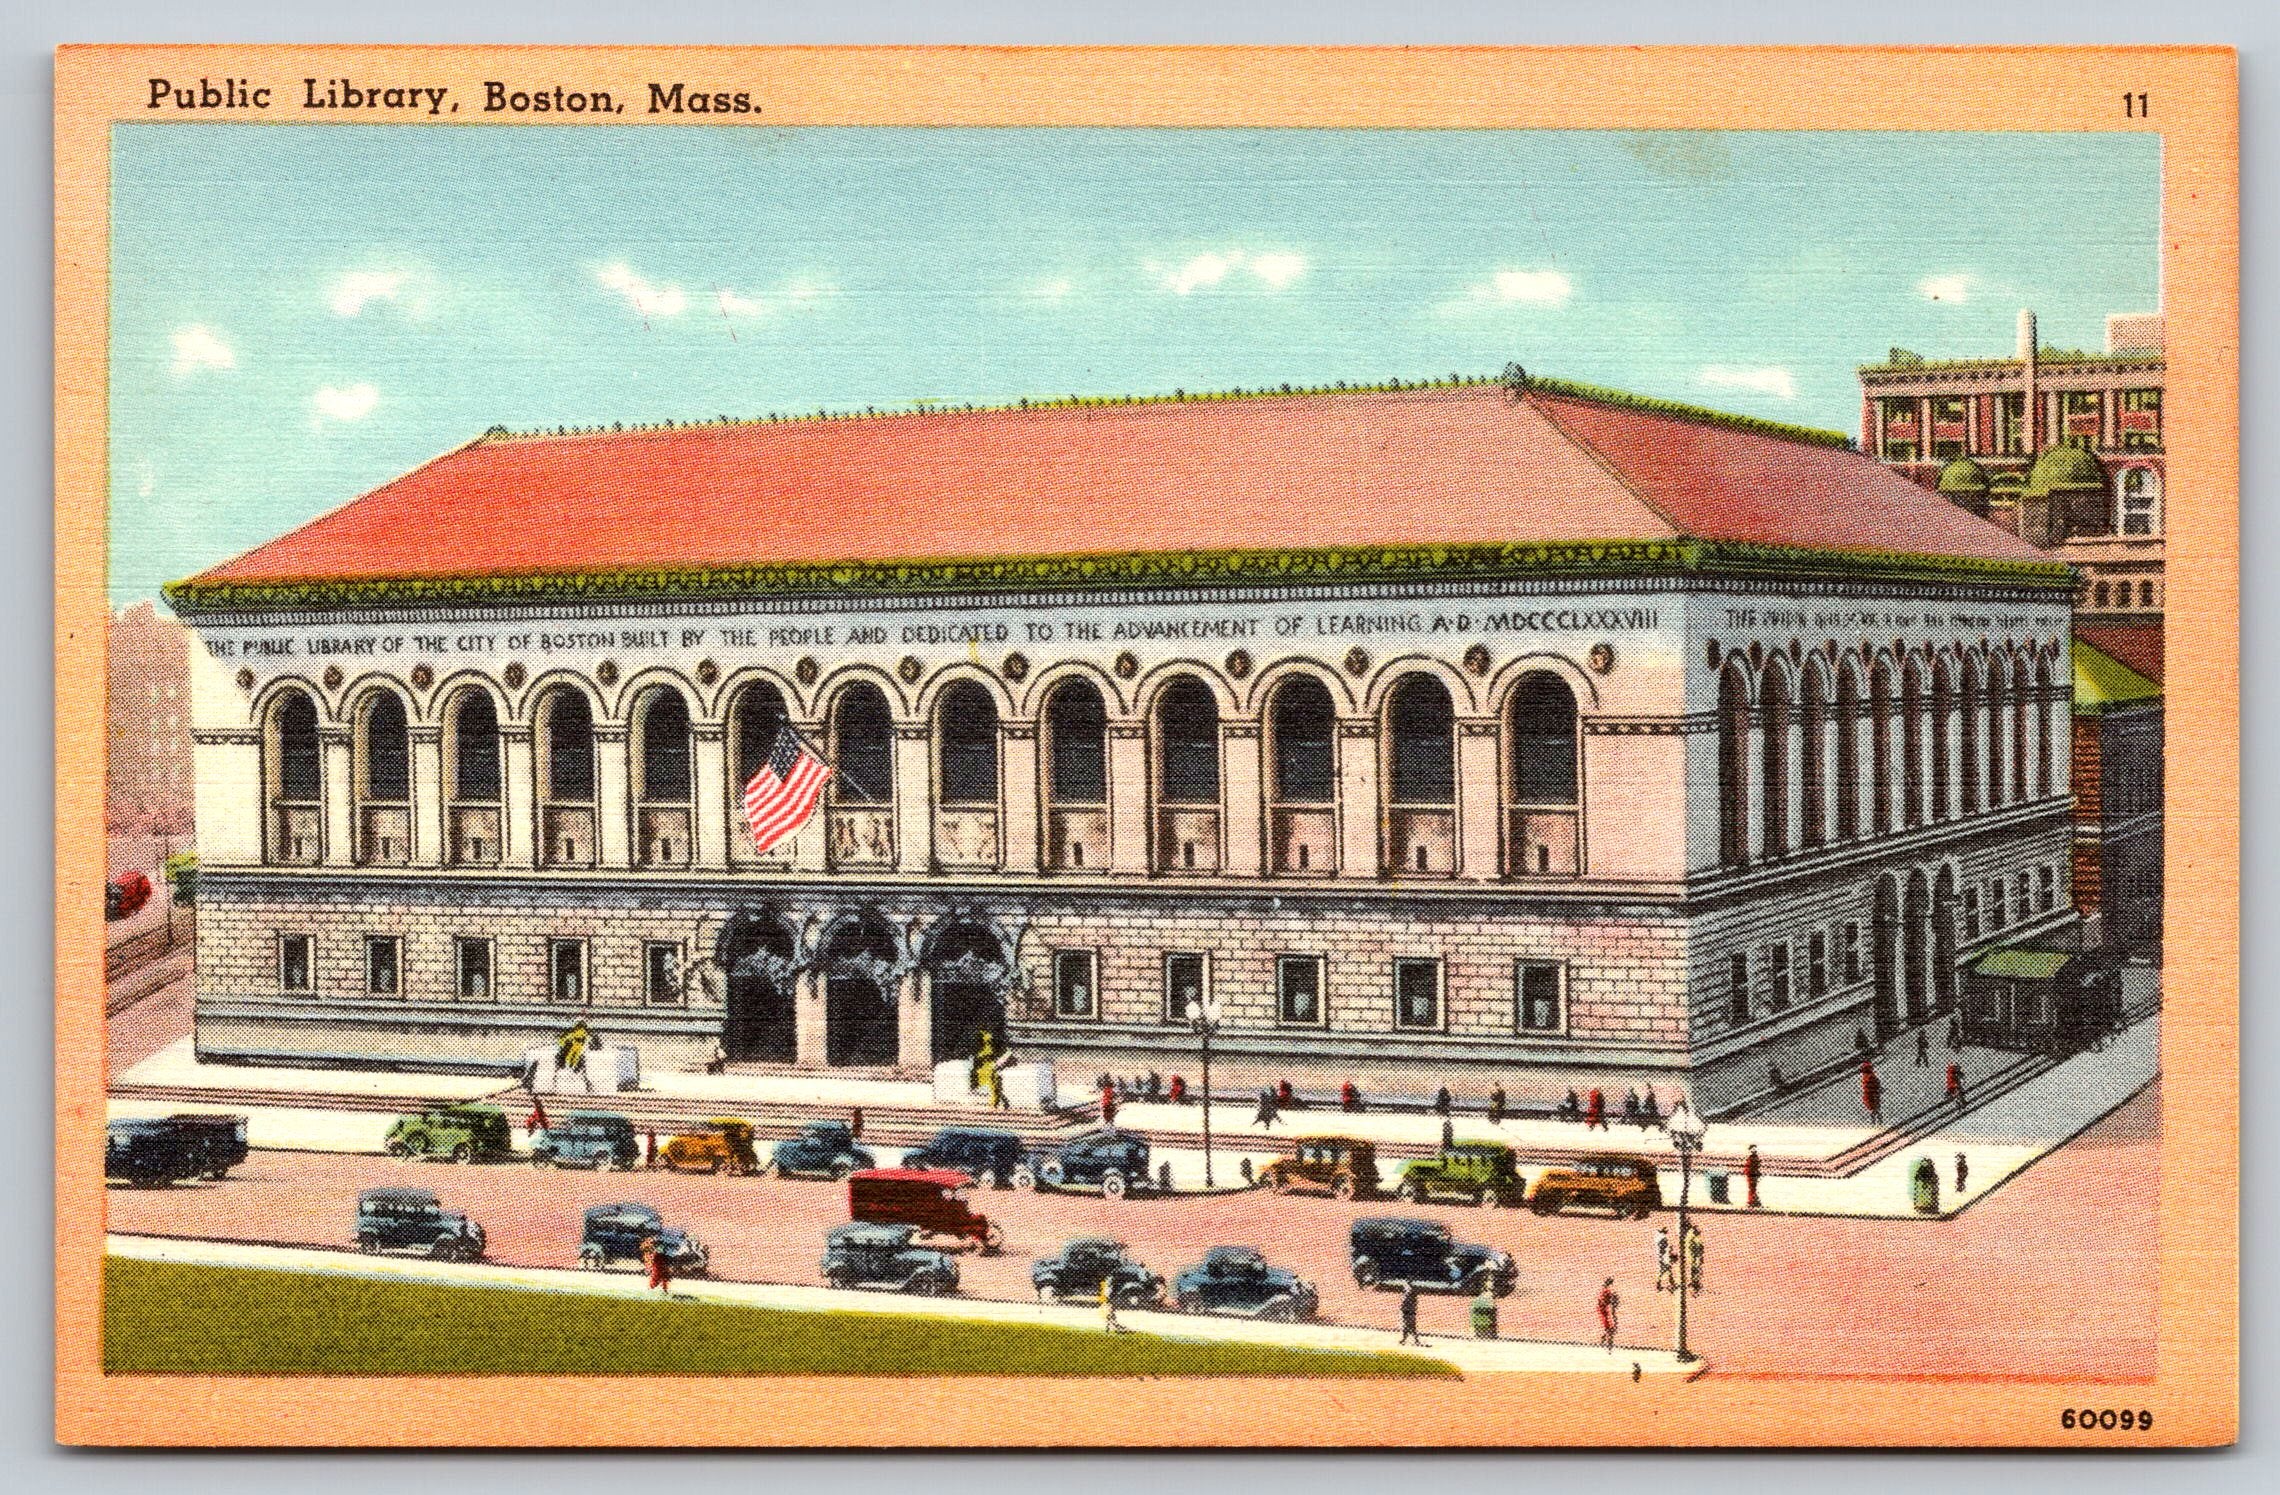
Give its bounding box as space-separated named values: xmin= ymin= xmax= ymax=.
xmin=163 ymin=539 xmax=2073 ymax=616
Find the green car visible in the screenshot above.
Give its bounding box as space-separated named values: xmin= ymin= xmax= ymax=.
xmin=1395 ymin=1142 xmax=1529 ymax=1209
xmin=384 ymin=1103 xmax=514 ymax=1164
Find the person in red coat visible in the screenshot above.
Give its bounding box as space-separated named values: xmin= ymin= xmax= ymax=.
xmin=1743 ymin=1143 xmax=1763 ymax=1208
xmin=1341 ymin=1080 xmax=1362 ymax=1113
xmin=1946 ymin=1062 xmax=1965 ymax=1114
xmin=1586 ymin=1087 xmax=1607 ymax=1131
xmin=1861 ymin=1060 xmax=1883 ymax=1123
xmin=1167 ymin=1074 xmax=1187 ymax=1104
xmin=1099 ymin=1081 xmax=1117 ymax=1126
xmin=642 ymin=1237 xmax=672 ymax=1296
xmin=1596 ymin=1277 xmax=1620 ymax=1352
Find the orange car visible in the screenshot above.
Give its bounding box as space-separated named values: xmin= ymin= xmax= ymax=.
xmin=658 ymin=1117 xmax=760 ymax=1175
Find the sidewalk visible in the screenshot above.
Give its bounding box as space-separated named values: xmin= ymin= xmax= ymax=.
xmin=107 ymin=1231 xmax=1700 ymax=1378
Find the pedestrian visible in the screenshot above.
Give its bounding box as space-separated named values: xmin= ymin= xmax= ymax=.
xmin=1860 ymin=1059 xmax=1883 ymax=1124
xmin=1487 ymin=1084 xmax=1507 ymax=1126
xmin=1946 ymin=1062 xmax=1966 ymax=1114
xmin=1586 ymin=1087 xmax=1607 ymax=1131
xmin=1433 ymin=1085 xmax=1453 ymax=1117
xmin=1954 ymin=1151 xmax=1970 ymax=1194
xmin=1559 ymin=1088 xmax=1582 ymax=1123
xmin=1168 ymin=1073 xmax=1187 ymax=1105
xmin=1441 ymin=1116 xmax=1455 ymax=1151
xmin=1766 ymin=1062 xmax=1786 ymax=1095
xmin=987 ymin=1062 xmax=1009 ymax=1110
xmin=1099 ymin=1080 xmax=1118 ymax=1127
xmin=1641 ymin=1088 xmax=1663 ymax=1128
xmin=1597 ymin=1278 xmax=1620 ymax=1352
xmin=849 ymin=1106 xmax=864 ymax=1141
xmin=644 ymin=1127 xmax=657 ymax=1170
xmin=1744 ymin=1143 xmax=1763 ymax=1209
xmin=1623 ymin=1087 xmax=1641 ymax=1127
xmin=1341 ymin=1080 xmax=1362 ymax=1113
xmin=1145 ymin=1070 xmax=1162 ymax=1102
xmin=1254 ymin=1087 xmax=1280 ymax=1130
xmin=642 ymin=1236 xmax=671 ymax=1297
xmin=1916 ymin=1028 xmax=1931 ymax=1067
xmin=1399 ymin=1283 xmax=1423 ymax=1346
xmin=1685 ymin=1223 xmax=1704 ymax=1294
xmin=526 ymin=1093 xmax=551 ymax=1138
xmin=1099 ymin=1276 xmax=1123 ymax=1334
xmin=1654 ymin=1226 xmax=1676 ymax=1293
xmin=1854 ymin=1026 xmax=1872 ymax=1057
xmin=1278 ymin=1078 xmax=1298 ymax=1111
xmin=1947 ymin=1013 xmax=1964 ymax=1052
xmin=705 ymin=1039 xmax=728 ymax=1076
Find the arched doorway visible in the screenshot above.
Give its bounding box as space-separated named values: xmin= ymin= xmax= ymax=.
xmin=1871 ymin=874 xmax=1902 ymax=1040
xmin=715 ymin=908 xmax=797 ymax=1063
xmin=1932 ymin=866 xmax=1960 ymax=1013
xmin=921 ymin=913 xmax=1015 ymax=1064
xmin=819 ymin=909 xmax=900 ymax=1067
xmin=1903 ymin=870 xmax=1932 ymax=1024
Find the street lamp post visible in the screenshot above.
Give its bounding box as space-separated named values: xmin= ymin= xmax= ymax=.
xmin=1185 ymin=995 xmax=1222 ymax=1188
xmin=1666 ymin=1097 xmax=1707 ymax=1364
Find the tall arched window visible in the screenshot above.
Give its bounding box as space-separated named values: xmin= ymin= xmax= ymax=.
xmin=1931 ymin=659 xmax=1955 ymax=823
xmin=1717 ymin=664 xmax=1752 ymax=865
xmin=2119 ymin=466 xmax=2161 ymax=536
xmin=534 ymin=686 xmax=597 ymax=867
xmin=444 ymin=688 xmax=502 ymax=866
xmin=354 ymin=691 xmax=412 ymax=865
xmin=934 ymin=680 xmax=1002 ymax=871
xmin=830 ymin=683 xmax=894 ymax=804
xmin=1507 ymin=673 xmax=1580 ymax=875
xmin=1958 ymin=657 xmax=1982 ymax=817
xmin=729 ymin=681 xmax=792 ymax=860
xmin=1835 ymin=663 xmax=1862 ymax=841
xmin=1871 ymin=659 xmax=1898 ymax=834
xmin=264 ymin=687 xmax=322 ymax=865
xmin=1801 ymin=661 xmax=1829 ymax=849
xmin=1268 ymin=674 xmax=1336 ymax=874
xmin=2034 ymin=652 xmax=2056 ymax=798
xmin=1153 ymin=676 xmax=1221 ymax=873
xmin=1759 ymin=663 xmax=1793 ymax=856
xmin=2011 ymin=652 xmax=2032 ymax=803
xmin=1984 ymin=654 xmax=2010 ymax=809
xmin=1900 ymin=657 xmax=1927 ymax=830
xmin=631 ymin=686 xmax=693 ymax=867
xmin=1385 ymin=674 xmax=1455 ymax=875
xmin=1044 ymin=678 xmax=1109 ymax=871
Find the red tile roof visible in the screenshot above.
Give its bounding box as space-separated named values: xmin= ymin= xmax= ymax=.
xmin=2072 ymin=620 xmax=2163 ymax=685
xmin=185 ymin=381 xmax=2050 ymax=594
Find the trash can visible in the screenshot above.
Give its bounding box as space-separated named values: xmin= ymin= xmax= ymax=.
xmin=1910 ymin=1157 xmax=1940 ymax=1214
xmin=1471 ymin=1290 xmax=1500 ymax=1340
xmin=1706 ymin=1171 xmax=1730 ymax=1205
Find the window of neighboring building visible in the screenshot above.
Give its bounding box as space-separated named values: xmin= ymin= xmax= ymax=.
xmin=2119 ymin=387 xmax=2162 ymax=452
xmin=1989 ymin=880 xmax=2008 ymax=930
xmin=1394 ymin=958 xmax=1442 ymax=1030
xmin=1766 ymin=942 xmax=1792 ymax=1012
xmin=1277 ymin=954 xmax=1325 ymax=1026
xmin=1162 ymin=952 xmax=1208 ymax=1025
xmin=1516 ymin=960 xmax=1564 ymax=1033
xmin=1052 ymin=949 xmax=1097 ymax=1019
xmin=2138 ymin=580 xmax=2156 ymax=609
xmin=364 ymin=935 xmax=401 ymax=997
xmin=454 ymin=937 xmax=492 ymax=1000
xmin=2059 ymin=389 xmax=2102 ymax=449
xmin=1997 ymin=392 xmax=2028 ymax=454
xmin=278 ymin=933 xmax=313 ymax=994
xmin=1841 ymin=922 xmax=1862 ymax=985
xmin=2093 ymin=581 xmax=2111 ymax=609
xmin=549 ymin=938 xmax=588 ymax=1003
xmin=2018 ymin=872 xmax=2035 ymax=921
xmin=1807 ymin=931 xmax=1828 ymax=1000
xmin=1727 ymin=952 xmax=1751 ymax=1027
xmin=644 ymin=941 xmax=682 ymax=1005
xmin=2119 ymin=467 xmax=2161 ymax=536
xmin=1964 ymin=888 xmax=1982 ymax=939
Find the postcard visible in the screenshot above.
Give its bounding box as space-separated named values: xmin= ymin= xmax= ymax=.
xmin=55 ymin=44 xmax=2238 ymax=1446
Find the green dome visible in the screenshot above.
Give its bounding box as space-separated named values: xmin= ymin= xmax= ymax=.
xmin=1936 ymin=457 xmax=1989 ymax=494
xmin=2025 ymin=445 xmax=2105 ymax=495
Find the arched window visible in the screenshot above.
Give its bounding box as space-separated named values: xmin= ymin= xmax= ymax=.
xmin=1870 ymin=659 xmax=1897 ymax=834
xmin=2093 ymin=581 xmax=2111 ymax=609
xmin=444 ymin=689 xmax=502 ymax=866
xmin=1759 ymin=663 xmax=1793 ymax=855
xmin=631 ymin=686 xmax=693 ymax=868
xmin=1930 ymin=659 xmax=1955 ymax=823
xmin=1718 ymin=665 xmax=1751 ymax=865
xmin=726 ymin=681 xmax=792 ymax=860
xmin=1983 ymin=655 xmax=2010 ymax=809
xmin=1152 ymin=676 xmax=1221 ymax=873
xmin=354 ymin=691 xmax=412 ymax=865
xmin=2119 ymin=467 xmax=2161 ymax=536
xmin=265 ymin=687 xmax=322 ymax=865
xmin=1835 ymin=663 xmax=1862 ymax=841
xmin=1507 ymin=673 xmax=1580 ymax=876
xmin=1800 ymin=662 xmax=1829 ymax=849
xmin=1900 ymin=658 xmax=1926 ymax=829
xmin=1384 ymin=674 xmax=1455 ymax=875
xmin=535 ymin=686 xmax=597 ymax=867
xmin=937 ymin=681 xmax=1000 ymax=806
xmin=1044 ymin=679 xmax=1109 ymax=871
xmin=830 ymin=683 xmax=894 ymax=805
xmin=1958 ymin=658 xmax=1982 ymax=817
xmin=1267 ymin=675 xmax=1336 ymax=875
xmin=2009 ymin=652 xmax=2030 ymax=804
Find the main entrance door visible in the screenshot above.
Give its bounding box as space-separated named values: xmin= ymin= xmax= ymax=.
xmin=716 ymin=908 xmax=796 ymax=1063
xmin=922 ymin=914 xmax=1013 ymax=1065
xmin=826 ymin=972 xmax=897 ymax=1066
xmin=932 ymin=982 xmax=1005 ymax=1065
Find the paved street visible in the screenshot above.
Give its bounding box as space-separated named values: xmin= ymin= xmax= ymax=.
xmin=106 ymin=1078 xmax=2159 ymax=1378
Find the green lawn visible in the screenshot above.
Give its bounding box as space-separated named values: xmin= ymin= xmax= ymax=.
xmin=104 ymin=1258 xmax=1454 ymax=1378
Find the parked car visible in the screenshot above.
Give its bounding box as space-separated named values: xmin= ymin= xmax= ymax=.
xmin=660 ymin=1117 xmax=760 ymax=1175
xmin=1349 ymin=1216 xmax=1516 ymax=1295
xmin=1260 ymin=1135 xmax=1381 ymax=1200
xmin=1173 ymin=1246 xmax=1318 ymax=1321
xmin=105 ymin=1119 xmax=207 ymax=1188
xmin=531 ymin=1111 xmax=640 ymax=1171
xmin=1527 ymin=1155 xmax=1664 ymax=1218
xmin=901 ymin=1126 xmax=1026 ymax=1188
xmin=164 ymin=1113 xmax=250 ymax=1180
xmin=579 ymin=1202 xmax=709 ymax=1275
xmin=848 ymin=1168 xmax=1004 ymax=1252
xmin=1012 ymin=1128 xmax=1156 ymax=1200
xmin=1031 ymin=1238 xmax=1165 ymax=1307
xmin=768 ymin=1121 xmax=875 ymax=1180
xmin=385 ymin=1103 xmax=514 ymax=1164
xmin=354 ymin=1187 xmax=487 ymax=1260
xmin=1395 ymin=1141 xmax=1529 ymax=1208
xmin=820 ymin=1222 xmax=961 ymax=1295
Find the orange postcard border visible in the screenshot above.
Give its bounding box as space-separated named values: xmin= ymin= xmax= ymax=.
xmin=53 ymin=43 xmax=2240 ymax=1448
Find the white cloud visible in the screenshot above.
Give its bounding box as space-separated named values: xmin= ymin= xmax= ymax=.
xmin=329 ymin=270 xmax=409 ymax=317
xmin=135 ymin=461 xmax=156 ymax=498
xmin=1148 ymin=249 xmax=1309 ymax=296
xmin=1027 ymin=276 xmax=1075 ymax=302
xmin=1698 ymin=365 xmax=1799 ymax=401
xmin=1917 ymin=272 xmax=1973 ymax=304
xmin=1475 ymin=268 xmax=1575 ymax=307
xmin=595 ymin=262 xmax=688 ymax=319
xmin=313 ymin=383 xmax=380 ymax=424
xmin=169 ymin=326 xmax=235 ymax=377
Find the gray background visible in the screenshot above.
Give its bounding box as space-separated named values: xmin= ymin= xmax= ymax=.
xmin=3 ymin=0 xmax=2267 ymax=1486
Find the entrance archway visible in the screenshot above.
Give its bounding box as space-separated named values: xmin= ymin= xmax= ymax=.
xmin=715 ymin=908 xmax=796 ymax=1063
xmin=921 ymin=914 xmax=1014 ymax=1064
xmin=1903 ymin=870 xmax=1932 ymax=1024
xmin=819 ymin=908 xmax=901 ymax=1067
xmin=1932 ymin=866 xmax=1960 ymax=1013
xmin=1871 ymin=874 xmax=1902 ymax=1039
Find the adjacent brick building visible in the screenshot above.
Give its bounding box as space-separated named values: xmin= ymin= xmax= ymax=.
xmin=107 ymin=600 xmax=194 ymax=832
xmin=2068 ymin=637 xmax=2163 ymax=958
xmin=167 ymin=373 xmax=2077 ymax=1110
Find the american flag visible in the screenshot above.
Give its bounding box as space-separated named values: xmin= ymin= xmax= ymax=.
xmin=742 ymin=724 xmax=832 ymax=854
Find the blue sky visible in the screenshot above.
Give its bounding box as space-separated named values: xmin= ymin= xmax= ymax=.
xmin=109 ymin=127 xmax=2160 ymax=604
